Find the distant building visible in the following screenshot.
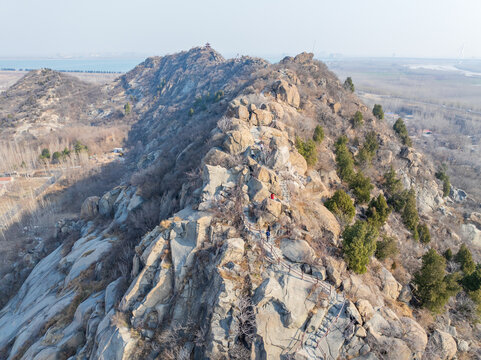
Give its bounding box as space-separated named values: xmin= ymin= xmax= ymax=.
xmin=422 ymin=129 xmax=433 ymax=137
xmin=0 ymin=177 xmax=14 ymax=185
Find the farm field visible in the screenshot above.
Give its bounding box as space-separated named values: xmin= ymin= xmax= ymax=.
xmin=330 ymin=58 xmax=481 ymax=202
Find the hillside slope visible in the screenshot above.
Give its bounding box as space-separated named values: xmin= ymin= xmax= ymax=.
xmin=0 ymin=69 xmax=131 ymax=141
xmin=0 ymin=47 xmax=480 ymax=360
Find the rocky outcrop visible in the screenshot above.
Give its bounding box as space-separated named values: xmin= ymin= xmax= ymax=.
xmin=99 ymin=188 xmax=122 ymax=217
xmin=379 ymin=266 xmax=402 ymax=300
xmin=280 ymin=238 xmax=315 ymax=263
xmin=366 ymin=307 xmax=428 ymax=359
xmin=273 ymin=79 xmax=300 ymax=108
xmin=80 ymin=196 xmax=100 ymax=219
xmin=461 ymin=223 xmax=481 ymax=247
xmin=223 ymin=126 xmax=255 ymax=154
xmin=425 ymin=329 xmax=457 ymax=360
xmin=450 ymin=186 xmax=467 ymax=202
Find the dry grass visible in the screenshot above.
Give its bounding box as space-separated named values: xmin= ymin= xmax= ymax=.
xmin=385 ymin=298 xmax=413 ymax=318
xmin=413 ymin=308 xmax=435 ymax=330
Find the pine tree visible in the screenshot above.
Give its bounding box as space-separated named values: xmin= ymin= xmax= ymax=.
xmin=348 ymin=171 xmax=373 ymax=204
xmin=351 ymin=111 xmax=363 ymax=128
xmin=414 ymin=249 xmax=461 ymax=313
xmin=325 ymin=190 xmax=356 ymax=223
xmin=383 ymin=166 xmax=402 ymax=196
xmin=435 ymin=165 xmax=451 ymax=197
xmin=372 ymin=104 xmax=384 ymax=120
xmin=342 ymin=220 xmax=378 ymax=274
xmin=313 ymin=125 xmax=325 ymax=143
xmin=367 ymin=194 xmax=391 ymax=229
xmin=124 ymin=102 xmax=131 ymax=115
xmin=393 ymin=118 xmax=412 ymax=146
xmin=295 ymin=137 xmax=317 ymax=166
xmin=462 ymin=264 xmax=481 ymax=292
xmin=40 ymin=148 xmax=50 ymax=159
xmin=443 ymin=248 xmax=453 ymax=261
xmin=402 ymin=189 xmax=419 ymax=239
xmin=456 ymin=244 xmax=476 ymax=275
xmin=335 ymin=136 xmax=355 ymax=181
xmin=418 ymin=223 xmax=431 ymax=244
xmin=356 ymin=131 xmax=379 ymax=166
xmin=343 ymin=77 xmax=355 ymax=92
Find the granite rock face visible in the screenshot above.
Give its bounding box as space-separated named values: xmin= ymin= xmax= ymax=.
xmin=0 ymin=47 xmax=476 ymax=360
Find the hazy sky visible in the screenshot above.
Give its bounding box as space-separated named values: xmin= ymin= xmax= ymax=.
xmin=0 ymin=0 xmax=480 ymax=59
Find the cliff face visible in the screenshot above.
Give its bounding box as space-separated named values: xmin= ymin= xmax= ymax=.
xmin=0 ymin=48 xmax=479 ymax=360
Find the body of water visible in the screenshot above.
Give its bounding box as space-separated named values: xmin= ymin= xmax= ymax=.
xmin=0 ymin=58 xmax=145 ymax=73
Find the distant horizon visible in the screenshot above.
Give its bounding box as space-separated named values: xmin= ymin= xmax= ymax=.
xmin=1 ymin=52 xmax=481 ymax=74
xmin=0 ymin=51 xmax=480 ymax=62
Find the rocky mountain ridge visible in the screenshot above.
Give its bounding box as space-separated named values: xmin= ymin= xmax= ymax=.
xmin=0 ymin=47 xmax=479 ymax=360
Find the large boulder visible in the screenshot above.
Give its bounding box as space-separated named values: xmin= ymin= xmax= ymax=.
xmin=355 ymin=299 xmax=374 ymax=322
xmin=400 ymin=317 xmax=427 ymax=356
xmin=80 ymin=196 xmax=99 ymax=219
xmin=202 ymin=147 xmax=233 ymax=168
xmin=93 ymin=313 xmax=139 ymax=360
xmin=376 ymin=337 xmax=412 ymax=360
xmin=201 ymin=165 xmax=236 ymax=203
xmin=248 ymin=177 xmax=271 ymax=203
xmin=450 ymin=186 xmax=467 ymax=202
xmin=261 ymin=198 xmax=282 ymax=223
xmin=273 ymin=79 xmax=300 ymax=108
xmin=251 ymin=108 xmax=274 ymax=126
xmin=105 ymin=278 xmax=125 ymax=313
xmin=289 ymin=150 xmax=308 ymax=175
xmin=253 ymin=275 xmax=325 ymax=358
xmin=417 ymin=181 xmax=444 ymax=213
xmin=219 ymin=238 xmax=245 ymax=265
xmin=346 ymin=301 xmax=363 ymax=325
xmin=305 ymin=170 xmax=329 ymax=197
xmin=461 ymin=224 xmax=481 ymax=247
xmin=325 ymin=257 xmax=345 ymax=287
xmin=468 ymin=212 xmax=481 ymax=229
xmin=397 ymin=284 xmax=412 ymax=303
xmin=343 ymin=275 xmax=378 ymax=306
xmin=267 ymin=102 xmax=285 ymax=119
xmin=331 ymin=102 xmax=341 ymax=114
xmin=425 ymin=329 xmax=457 ymax=360
xmin=223 ymin=128 xmax=254 ymax=155
xmin=379 ymin=267 xmax=402 ymax=300
xmin=99 ymin=188 xmax=121 ymax=217
xmin=254 ymin=165 xmax=281 ymax=195
xmin=280 ymin=238 xmax=315 ymax=263
xmin=234 ymin=105 xmax=249 ymax=120
xmin=227 ymin=101 xmax=249 ymax=120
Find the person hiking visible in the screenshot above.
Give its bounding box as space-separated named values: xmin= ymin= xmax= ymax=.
xmin=266 ymin=225 xmax=271 ymax=241
xmin=250 ymin=147 xmax=257 ymax=161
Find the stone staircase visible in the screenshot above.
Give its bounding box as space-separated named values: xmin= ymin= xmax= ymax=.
xmin=280 ymin=179 xmax=290 ymax=203
xmin=301 ymin=292 xmax=350 ymax=360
